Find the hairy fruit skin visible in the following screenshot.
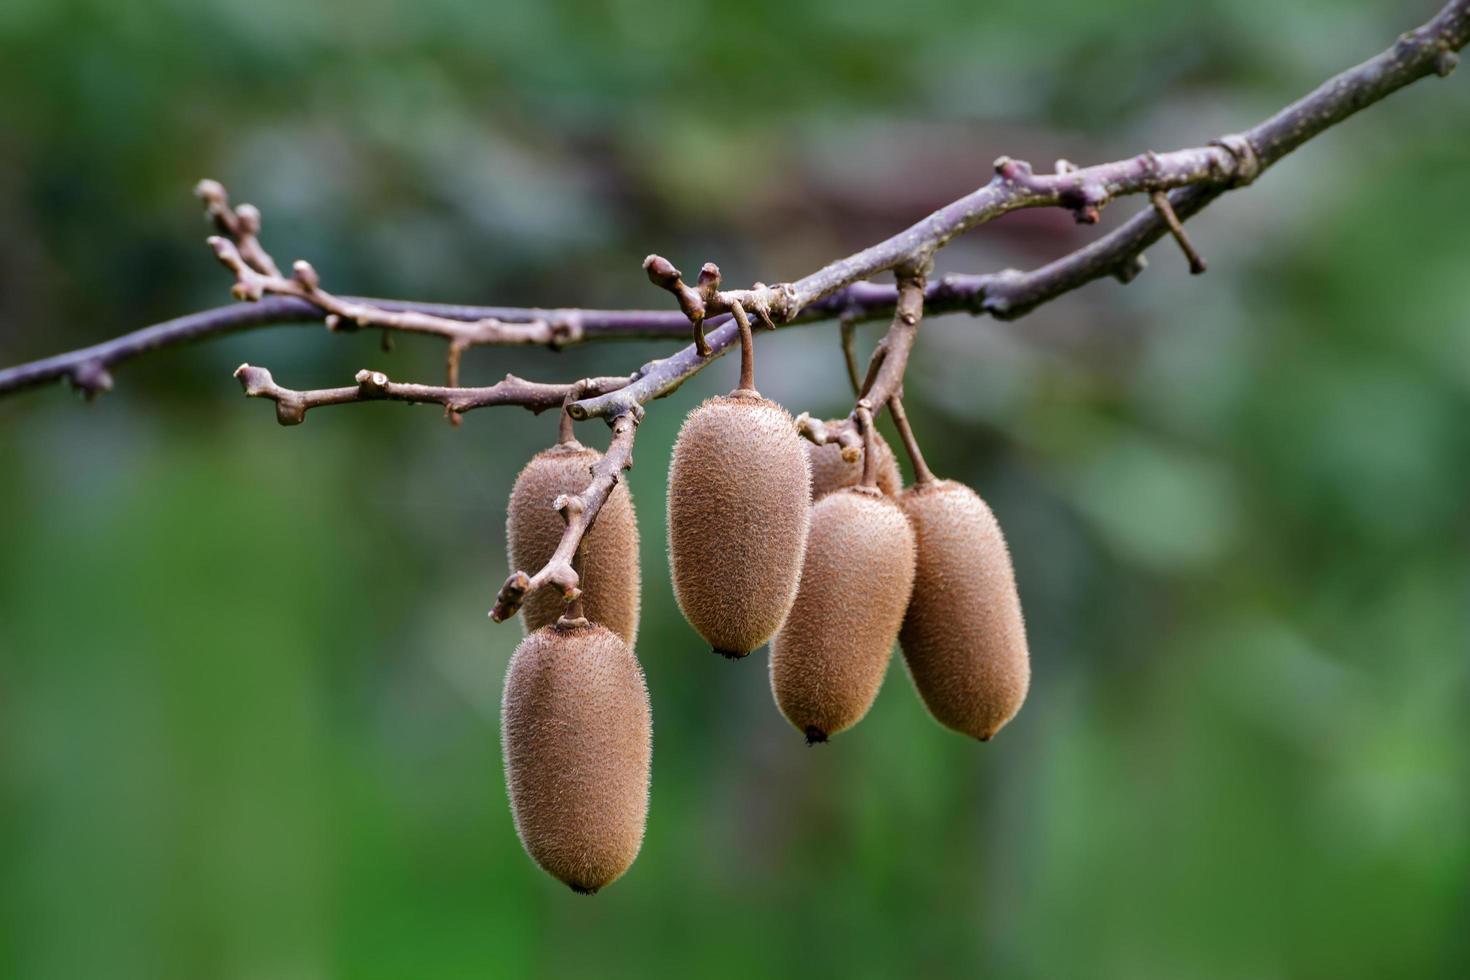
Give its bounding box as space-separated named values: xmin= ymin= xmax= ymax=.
xmin=807 ymin=424 xmax=902 ymax=500
xmin=507 ymin=442 xmax=640 ymax=645
xmin=501 ymin=620 xmax=652 ymax=894
xmin=899 ymin=480 xmax=1030 ymax=740
xmin=667 ymin=392 xmax=812 ymax=657
xmin=770 ymin=488 xmax=917 ymax=741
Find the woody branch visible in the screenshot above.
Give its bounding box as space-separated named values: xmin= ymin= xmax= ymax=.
xmin=0 ymin=0 xmax=1465 ymax=619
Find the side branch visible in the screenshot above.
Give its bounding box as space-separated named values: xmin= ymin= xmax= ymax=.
xmin=199 ymin=180 xmax=581 ymax=353
xmin=490 ymin=412 xmax=640 ymax=622
xmin=233 ymin=364 xmax=634 ymax=425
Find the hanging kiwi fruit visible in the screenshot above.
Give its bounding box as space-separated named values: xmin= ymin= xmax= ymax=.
xmin=889 ymin=397 xmax=1031 ymax=741
xmin=501 ymin=612 xmax=653 ymax=895
xmin=770 ymin=405 xmax=916 ymax=742
xmin=506 ymin=410 xmax=641 ymax=644
xmin=488 ymin=262 xmax=1032 ymax=894
xmin=666 ymin=302 xmax=812 ymax=658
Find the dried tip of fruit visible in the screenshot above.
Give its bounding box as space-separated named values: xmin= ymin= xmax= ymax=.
xmin=804 ymin=726 xmax=828 ymax=746
xmin=712 ymin=647 xmax=748 ymax=661
xmin=668 ymin=394 xmax=812 ymax=656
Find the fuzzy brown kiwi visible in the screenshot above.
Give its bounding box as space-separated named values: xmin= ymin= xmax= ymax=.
xmin=506 ymin=441 xmax=640 ymax=645
xmin=807 ymin=424 xmax=902 ymax=500
xmin=667 ymin=391 xmax=812 ymax=658
xmin=899 ymin=479 xmax=1030 ymax=741
xmin=769 ymin=487 xmax=917 ymax=742
xmin=501 ymin=618 xmax=652 ymax=894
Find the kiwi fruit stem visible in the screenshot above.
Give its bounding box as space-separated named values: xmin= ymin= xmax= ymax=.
xmin=888 ymin=394 xmax=935 ymax=485
xmin=855 ymin=400 xmax=879 ymax=489
xmin=563 ymin=539 xmax=586 ymax=622
xmin=732 ymin=301 xmax=757 ymax=394
xmin=557 ymin=399 xmax=578 ymax=446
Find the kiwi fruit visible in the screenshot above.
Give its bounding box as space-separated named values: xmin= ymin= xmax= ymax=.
xmin=807 ymin=424 xmax=902 ymax=499
xmin=899 ymin=479 xmax=1030 ymax=741
xmin=667 ymin=391 xmax=812 ymax=657
xmin=507 ymin=441 xmax=640 ymax=645
xmin=769 ymin=487 xmax=917 ymax=742
xmin=501 ymin=618 xmax=652 ymax=894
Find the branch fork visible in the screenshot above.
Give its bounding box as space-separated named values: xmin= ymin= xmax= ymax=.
xmin=642 ymin=255 xmax=792 ymax=356
xmin=200 ymin=179 xmax=585 ymax=423
xmin=5 ymin=1 xmax=1470 ymax=620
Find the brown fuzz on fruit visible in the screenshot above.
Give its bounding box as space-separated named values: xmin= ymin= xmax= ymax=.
xmin=501 ymin=618 xmax=652 ymax=895
xmin=769 ymin=487 xmax=917 ymax=741
xmin=899 ymin=479 xmax=1030 ymax=741
xmin=507 ymin=442 xmax=640 ymax=645
xmin=807 ymin=423 xmax=902 ymax=500
xmin=667 ymin=391 xmax=812 ymax=657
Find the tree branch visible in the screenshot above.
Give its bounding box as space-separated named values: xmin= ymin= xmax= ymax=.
xmin=489 ymin=410 xmax=639 ymax=623
xmin=232 ymin=363 xmax=635 ymax=426
xmin=5 ymin=2 xmax=1463 ymax=407
xmin=1 ymin=0 xmax=1462 ymax=624
xmin=568 ymin=0 xmax=1468 ymax=418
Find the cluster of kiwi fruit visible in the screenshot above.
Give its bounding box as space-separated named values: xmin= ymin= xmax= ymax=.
xmin=498 ymin=369 xmax=1028 ymax=895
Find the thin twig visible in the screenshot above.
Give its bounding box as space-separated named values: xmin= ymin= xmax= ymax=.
xmin=1149 ymin=191 xmax=1207 ymax=274
xmin=232 ymin=364 xmax=635 ymax=426
xmin=198 ymin=180 xmax=577 ymax=354
xmin=858 ymin=271 xmax=928 ymax=414
xmin=854 ymin=400 xmax=878 ymax=489
xmin=839 ymin=316 xmax=862 ymax=396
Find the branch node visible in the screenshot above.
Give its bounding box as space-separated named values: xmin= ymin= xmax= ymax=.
xmin=291 ymin=259 xmax=320 ymax=292
xmin=234 ymin=203 xmax=263 ymax=236
xmin=1113 ymin=252 xmax=1149 ymax=284
xmin=1060 ymin=181 xmax=1108 ymax=224
xmin=643 ymin=253 xmax=710 ymax=354
xmin=993 ymin=156 xmax=1033 ymax=183
xmin=355 ymin=369 xmax=390 ymax=394
xmin=275 ymin=399 xmax=306 ymax=426
xmin=796 ymin=412 xmax=863 ymax=462
xmin=69 ymin=360 xmax=113 ymax=400
xmin=1210 ymin=134 xmax=1261 ymax=187
xmin=490 ymin=571 xmax=532 ymax=623
xmin=233 ymin=363 xmax=273 ymax=397
xmin=1435 ymin=48 xmax=1459 ymax=77
xmin=547 ymin=313 xmax=583 ymax=349
xmin=978 ymin=269 xmax=1024 ymax=320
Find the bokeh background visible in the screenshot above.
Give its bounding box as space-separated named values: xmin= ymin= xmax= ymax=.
xmin=2 ymin=0 xmax=1468 ymax=977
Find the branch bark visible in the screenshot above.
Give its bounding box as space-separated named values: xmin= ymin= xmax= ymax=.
xmin=489 ymin=411 xmax=639 ymax=623
xmin=0 ymin=0 xmax=1465 ymax=621
xmin=4 ymin=1 xmax=1463 ymax=406
xmin=232 ymin=364 xmax=635 ymax=425
xmin=570 ymin=0 xmax=1469 ymax=417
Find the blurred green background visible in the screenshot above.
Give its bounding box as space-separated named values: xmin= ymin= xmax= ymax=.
xmin=2 ymin=0 xmax=1468 ymax=977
